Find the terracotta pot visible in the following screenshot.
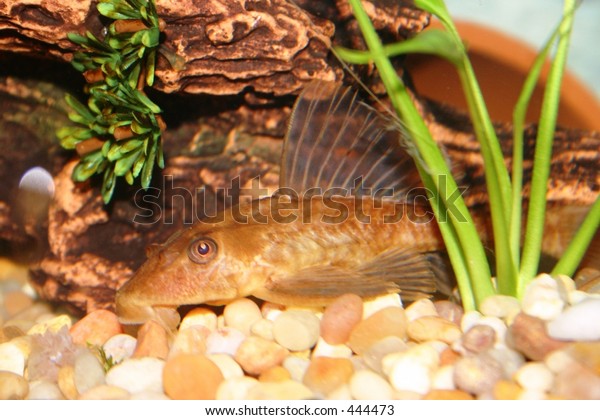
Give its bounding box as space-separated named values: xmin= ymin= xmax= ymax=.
xmin=405 ymin=21 xmax=600 ymax=131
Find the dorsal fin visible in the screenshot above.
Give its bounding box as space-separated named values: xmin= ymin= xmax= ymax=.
xmin=280 ymin=80 xmax=422 ymax=200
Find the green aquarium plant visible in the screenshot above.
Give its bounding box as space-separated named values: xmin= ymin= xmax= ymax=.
xmin=337 ymin=0 xmax=600 ymax=311
xmin=57 ymin=0 xmax=165 ymax=203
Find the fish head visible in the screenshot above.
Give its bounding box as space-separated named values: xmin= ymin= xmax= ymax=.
xmin=115 ymin=221 xmax=267 ymax=325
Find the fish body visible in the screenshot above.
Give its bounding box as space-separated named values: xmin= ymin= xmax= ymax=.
xmin=116 ymin=80 xmax=598 ymax=325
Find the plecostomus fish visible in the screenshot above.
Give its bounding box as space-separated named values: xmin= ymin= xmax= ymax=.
xmin=115 ymin=80 xmax=599 ymax=326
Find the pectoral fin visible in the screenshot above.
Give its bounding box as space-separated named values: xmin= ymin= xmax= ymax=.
xmin=253 ymin=247 xmax=438 ymax=306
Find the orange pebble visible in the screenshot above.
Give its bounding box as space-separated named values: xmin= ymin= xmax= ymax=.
xmin=133 ymin=320 xmax=169 ymax=359
xmin=70 ymin=309 xmax=123 ymax=347
xmin=163 ymin=354 xmax=224 ymax=399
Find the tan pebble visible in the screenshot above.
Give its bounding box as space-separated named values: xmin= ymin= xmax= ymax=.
xmin=362 ymin=336 xmax=408 ymax=374
xmin=27 ymin=314 xmax=72 ymax=336
xmin=312 ymin=337 xmax=352 ymax=359
xmin=363 ymin=293 xmax=402 ymax=318
xmin=169 ymin=325 xmax=209 ymax=357
xmin=216 ymin=377 xmax=259 ymax=400
xmin=234 ymin=336 xmax=288 ymax=375
xmin=0 ymin=371 xmax=28 ymax=400
xmin=320 ymin=293 xmax=363 ymax=345
xmin=453 ymin=353 xmax=505 ymax=395
xmin=207 ymin=354 xmax=244 ymax=379
xmin=283 ymin=356 xmax=310 ymax=382
xmin=408 ymin=316 xmax=462 ymax=344
xmin=440 ymin=347 xmax=461 ymax=366
xmin=461 ymin=324 xmax=496 ymax=353
xmin=246 ymin=380 xmax=313 ymax=400
xmin=0 ymin=340 xmax=26 ymax=375
xmin=258 ymin=366 xmax=291 ymax=382
xmin=434 ymin=300 xmax=464 ymax=325
xmin=26 ymin=380 xmax=64 ymax=400
xmin=7 ymin=302 xmax=52 ymax=322
xmin=163 ymin=354 xmax=224 ymax=399
xmin=431 ymin=364 xmax=455 ymax=390
xmin=58 ymin=365 xmax=79 ymax=400
xmin=423 ymin=389 xmax=473 ymax=400
xmin=224 ymin=298 xmax=262 ymax=336
xmin=514 ymin=362 xmax=553 ymax=392
xmin=133 ymin=320 xmax=169 ymax=359
xmin=0 ymin=325 xmax=24 ymax=344
xmin=250 ymin=318 xmax=274 ymax=341
xmin=348 ymin=307 xmax=407 ymax=355
xmin=78 ymin=384 xmax=130 ymax=400
xmin=564 ymin=342 xmax=600 ymax=375
xmin=102 ymin=333 xmax=137 ymax=364
xmin=74 ymin=349 xmax=106 ymax=394
xmin=349 ymin=369 xmax=393 ymax=400
xmin=544 ymin=349 xmax=577 ymax=373
xmin=273 ymin=310 xmax=320 ymax=351
xmin=405 ymin=299 xmax=438 ymax=322
xmin=179 ymin=307 xmax=218 ymax=331
xmin=508 ymin=313 xmax=567 ymax=361
xmin=105 ymin=357 xmax=164 ymax=394
xmin=553 ymin=362 xmax=600 ymax=399
xmin=70 ymin=309 xmax=123 ymax=347
xmin=493 ymin=379 xmax=522 ymax=400
xmin=384 ymin=344 xmax=439 ymax=394
xmin=480 ymin=295 xmax=521 ymax=320
xmin=302 ymin=357 xmax=354 ymax=396
xmin=3 ymin=290 xmax=34 ymax=318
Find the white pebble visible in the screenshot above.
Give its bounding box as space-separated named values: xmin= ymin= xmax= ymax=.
xmin=519 ymin=389 xmax=548 ymax=400
xmin=74 ymin=349 xmax=105 ymax=394
xmin=328 ymin=384 xmax=353 ymax=400
xmin=179 ymin=307 xmax=218 ymax=331
xmin=26 ymin=380 xmax=64 ymax=400
xmin=474 ymin=316 xmax=507 ymax=344
xmin=224 ymin=298 xmax=263 ymax=336
xmin=460 ymin=311 xmax=482 ymax=333
xmin=102 ymin=334 xmax=137 ymax=364
xmin=383 ymin=345 xmax=439 ymax=394
xmin=431 ymin=365 xmax=455 ymax=390
xmin=480 ymin=295 xmax=521 ymax=319
xmin=261 ymin=302 xmax=284 ymax=321
xmin=105 ymin=357 xmax=164 ymax=394
xmin=487 ymin=347 xmax=525 ymax=377
xmin=405 ymin=299 xmax=438 ymax=322
xmin=283 ymin=356 xmax=310 ymax=382
xmin=207 ymin=354 xmax=244 ymax=379
xmin=216 ymin=377 xmax=259 ymax=400
xmin=514 ymin=362 xmax=553 ymax=392
xmin=0 ymin=341 xmax=26 ymax=375
xmin=521 ymin=274 xmax=567 ymax=321
xmin=349 ymin=370 xmax=393 ymax=400
xmin=250 ymin=318 xmax=274 ymax=341
xmin=311 ymin=337 xmax=352 ymax=359
xmin=206 ymin=327 xmax=246 ymax=356
xmin=273 ymin=310 xmax=320 ymax=352
xmin=547 ymin=298 xmax=600 ymax=341
xmin=363 ymin=294 xmax=402 ymax=319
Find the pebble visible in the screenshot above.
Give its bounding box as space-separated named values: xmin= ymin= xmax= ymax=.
xmin=224 ymin=298 xmax=263 ymax=336
xmin=3 ymin=290 xmax=34 ymax=318
xmin=245 ymin=380 xmax=314 ymax=400
xmin=486 ymin=347 xmax=525 ymax=378
xmin=206 ymin=327 xmax=246 ymax=356
xmin=74 ymin=348 xmax=106 ymax=394
xmin=27 ymin=314 xmax=72 ymax=336
xmin=250 ymin=318 xmax=274 ymax=341
xmin=405 ymin=299 xmax=438 ymax=322
xmin=521 ymin=274 xmax=567 ymax=321
xmin=273 ymin=310 xmax=320 ymax=351
xmin=349 ymin=369 xmax=393 ymax=400
xmin=26 ymin=380 xmax=64 ymax=400
xmin=363 ymin=293 xmax=402 ymax=318
xmin=473 ymin=316 xmax=507 ymax=344
xmin=547 ymin=298 xmax=600 ymax=341
xmin=302 ymin=357 xmax=354 ymax=396
xmin=261 ymin=302 xmax=284 ymax=321
xmin=133 ymin=320 xmax=169 ymax=359
xmin=69 ymin=309 xmax=122 ymax=347
xmin=78 ymin=384 xmax=130 ymax=400
xmin=384 ymin=344 xmax=440 ymax=394
xmin=207 ymin=354 xmax=244 ymax=379
xmin=102 ymin=333 xmax=137 ymax=364
xmin=513 ymin=362 xmax=553 ymax=392
xmin=453 ymin=353 xmax=505 ymax=395
xmin=480 ymin=295 xmax=521 ymax=320
xmin=423 ymin=389 xmax=473 ymax=400
xmin=163 ymin=354 xmax=224 ymax=399
xmin=362 ymin=336 xmax=408 ymax=374
xmin=434 ymin=300 xmax=464 ymax=325
xmin=553 ymin=362 xmax=600 ymax=399
xmin=348 ymin=307 xmax=407 ymax=355
xmin=169 ymin=325 xmax=209 ymax=357
xmin=431 ymin=364 xmax=455 ymax=390
xmin=563 ymin=342 xmax=600 ymax=374
xmin=217 ymin=377 xmax=259 ymax=400
xmin=105 ymin=357 xmax=165 ymax=394
xmin=179 ymin=307 xmax=218 ymax=331
xmin=407 ymin=316 xmax=462 ymax=344
xmin=508 ymin=313 xmax=566 ymax=361
xmin=57 ymin=365 xmax=79 ymax=400
xmin=311 ymin=337 xmax=353 ymax=359
xmin=283 ymin=356 xmax=310 ymax=382
xmin=0 ymin=340 xmax=26 ymax=375
xmin=234 ymin=336 xmax=288 ymax=375
xmin=461 ymin=324 xmax=496 ymax=353
xmin=0 ymin=325 xmax=24 ymax=343
xmin=0 ymin=371 xmax=29 ymax=399
xmin=320 ymin=294 xmax=363 ymax=345
xmin=258 ymin=366 xmax=291 ymax=382
xmin=493 ymin=379 xmax=522 ymax=400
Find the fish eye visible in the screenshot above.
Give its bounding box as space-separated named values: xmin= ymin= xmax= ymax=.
xmin=187 ymin=237 xmax=218 ymax=264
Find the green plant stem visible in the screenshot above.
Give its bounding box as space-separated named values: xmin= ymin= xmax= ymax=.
xmin=347 ymin=0 xmax=496 ymax=309
xmin=552 ymin=195 xmax=600 ymax=276
xmin=519 ymin=0 xmax=577 ymax=294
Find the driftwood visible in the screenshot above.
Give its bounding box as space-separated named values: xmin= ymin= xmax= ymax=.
xmin=0 ymin=1 xmax=597 ymax=313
